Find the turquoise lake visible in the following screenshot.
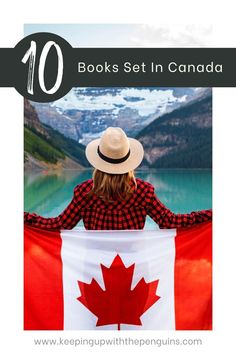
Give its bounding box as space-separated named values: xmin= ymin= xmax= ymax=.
xmin=24 ymin=169 xmax=212 ymax=230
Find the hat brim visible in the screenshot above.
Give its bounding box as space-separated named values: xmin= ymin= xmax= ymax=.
xmin=85 ymin=137 xmax=144 ymax=174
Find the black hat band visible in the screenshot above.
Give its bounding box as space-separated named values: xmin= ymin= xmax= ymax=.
xmin=97 ymin=146 xmax=131 ymax=164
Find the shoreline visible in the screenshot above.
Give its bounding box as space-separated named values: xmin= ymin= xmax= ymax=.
xmin=24 ymin=166 xmax=213 ymax=174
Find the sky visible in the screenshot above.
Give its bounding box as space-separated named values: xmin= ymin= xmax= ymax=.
xmin=24 ymin=24 xmax=213 ymax=47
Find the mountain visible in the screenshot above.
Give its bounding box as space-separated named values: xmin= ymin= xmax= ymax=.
xmin=31 ymin=101 xmax=83 ymax=142
xmin=31 ymin=87 xmax=201 ymax=145
xmin=26 ymin=88 xmax=212 ymax=170
xmin=24 ymin=98 xmax=49 ymax=137
xmin=24 ymin=100 xmax=89 ymax=170
xmin=137 ymin=90 xmax=212 ymax=168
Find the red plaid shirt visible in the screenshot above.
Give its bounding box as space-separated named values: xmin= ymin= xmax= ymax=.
xmin=24 ymin=178 xmax=212 ymax=230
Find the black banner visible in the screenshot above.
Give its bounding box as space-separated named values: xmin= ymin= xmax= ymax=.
xmin=0 ymin=32 xmax=236 ymax=102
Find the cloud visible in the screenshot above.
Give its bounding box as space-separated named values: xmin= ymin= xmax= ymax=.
xmin=130 ymin=24 xmax=213 ymax=47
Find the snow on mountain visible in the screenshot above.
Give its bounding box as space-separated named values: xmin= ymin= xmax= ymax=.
xmin=51 ymin=87 xmax=189 ymax=117
xmin=32 ymin=87 xmax=207 ymax=145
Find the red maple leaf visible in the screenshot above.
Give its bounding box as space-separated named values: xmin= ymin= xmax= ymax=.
xmin=77 ymin=254 xmax=160 ymax=330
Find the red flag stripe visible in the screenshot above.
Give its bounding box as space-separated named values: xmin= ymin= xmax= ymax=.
xmin=174 ymin=221 xmax=212 ymax=330
xmin=24 ymin=226 xmax=64 ymax=330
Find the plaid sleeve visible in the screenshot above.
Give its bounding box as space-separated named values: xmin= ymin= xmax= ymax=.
xmin=147 ymin=186 xmax=212 ymax=229
xmin=24 ymin=185 xmax=82 ymax=230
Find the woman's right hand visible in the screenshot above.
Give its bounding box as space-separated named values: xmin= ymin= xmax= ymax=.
xmin=24 ymin=211 xmax=37 ymax=224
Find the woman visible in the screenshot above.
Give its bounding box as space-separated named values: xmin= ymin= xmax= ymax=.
xmin=24 ymin=127 xmax=212 ymax=230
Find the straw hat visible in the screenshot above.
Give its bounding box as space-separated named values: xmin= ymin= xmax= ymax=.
xmin=85 ymin=127 xmax=144 ymax=174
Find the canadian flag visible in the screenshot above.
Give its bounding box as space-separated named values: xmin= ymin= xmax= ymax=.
xmin=24 ymin=222 xmax=212 ymax=330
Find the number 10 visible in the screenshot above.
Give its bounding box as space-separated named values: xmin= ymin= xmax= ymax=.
xmin=21 ymin=40 xmax=63 ymax=95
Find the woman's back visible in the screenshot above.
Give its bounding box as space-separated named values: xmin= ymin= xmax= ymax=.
xmin=77 ymin=177 xmax=153 ymax=230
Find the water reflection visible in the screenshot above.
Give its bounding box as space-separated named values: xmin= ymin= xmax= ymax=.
xmin=24 ymin=170 xmax=91 ymax=216
xmin=137 ymin=169 xmax=212 ymax=212
xmin=24 ymin=169 xmax=212 ymax=229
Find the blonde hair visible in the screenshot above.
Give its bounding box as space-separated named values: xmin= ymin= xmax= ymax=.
xmin=88 ymin=169 xmax=137 ymax=202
